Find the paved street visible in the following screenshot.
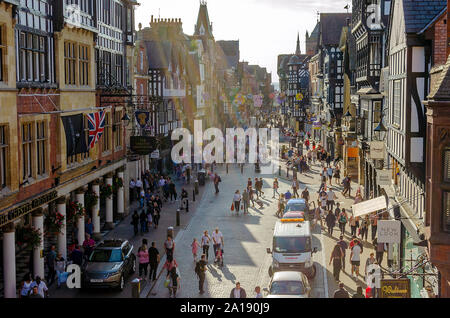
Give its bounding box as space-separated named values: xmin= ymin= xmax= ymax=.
xmin=148 ymin=145 xmax=385 ymax=298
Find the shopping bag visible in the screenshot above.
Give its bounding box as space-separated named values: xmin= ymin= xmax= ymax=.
xmin=58 ymin=272 xmax=69 ymax=284
xmin=231 ymin=203 xmax=234 ymax=211
xmin=164 ymin=278 xmax=170 ymax=288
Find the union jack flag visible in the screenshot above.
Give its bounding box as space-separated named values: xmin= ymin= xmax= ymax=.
xmin=87 ymin=111 xmax=106 ymax=149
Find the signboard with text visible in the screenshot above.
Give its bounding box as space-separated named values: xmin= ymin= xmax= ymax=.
xmin=130 ymin=136 xmax=156 ymax=155
xmin=380 ymin=279 xmax=411 ymax=298
xmin=377 ymin=170 xmax=391 ymax=186
xmin=377 ymin=220 xmax=401 ymax=243
xmin=370 ymin=141 xmax=385 ymax=159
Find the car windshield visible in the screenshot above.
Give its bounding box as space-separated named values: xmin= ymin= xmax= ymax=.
xmin=89 ymin=249 xmax=122 ymax=262
xmin=285 ymin=202 xmax=306 ymax=213
xmin=270 ymin=280 xmax=306 ymax=295
xmin=273 ymin=237 xmax=311 ymax=253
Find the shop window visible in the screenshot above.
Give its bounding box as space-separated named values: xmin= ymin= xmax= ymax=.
xmin=0 ymin=125 xmax=8 ymax=189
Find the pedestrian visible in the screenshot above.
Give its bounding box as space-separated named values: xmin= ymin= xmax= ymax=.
xmin=233 ymin=190 xmax=242 ymax=215
xmin=333 ymin=282 xmax=349 ymax=298
xmin=129 ymin=178 xmax=136 ymax=203
xmin=284 ymin=189 xmax=292 ymax=201
xmin=85 ymin=218 xmax=94 ymax=237
xmin=258 ymin=178 xmax=265 ymax=197
xmin=277 ymin=194 xmax=286 ymax=218
xmin=169 ymin=179 xmax=177 ymax=201
xmin=82 ymin=234 xmax=95 ymax=258
xmin=329 ymin=244 xmax=344 ymax=281
xmin=292 ymin=178 xmax=299 ymax=198
xmin=201 ymin=230 xmax=211 ymax=261
xmin=28 ymin=286 xmax=43 ymax=298
xmin=140 ymin=210 xmax=147 ymax=234
xmin=247 ymin=178 xmax=252 ymax=191
xmin=375 ymin=239 xmax=387 ymax=265
xmin=55 ymin=253 xmax=66 ymax=288
xmin=162 ymin=255 xmax=178 ymax=275
xmin=30 ymin=276 xmax=48 ymax=298
xmin=71 ymin=244 xmax=83 ymax=266
xmin=242 ymin=189 xmax=249 ymax=214
xmin=334 ymin=202 xmax=341 ymax=218
xmin=19 ymin=273 xmax=34 ymax=298
xmin=360 ymin=215 xmax=369 ymax=242
xmin=138 ymin=239 xmax=149 ymax=279
xmin=337 ymin=235 xmax=348 ymax=272
xmin=365 ymin=252 xmax=377 ymax=280
xmin=350 ymin=237 xmax=362 ymax=281
xmin=148 ymin=242 xmax=160 ymax=281
xmin=191 ymin=238 xmax=200 ymax=262
xmin=370 ymin=212 xmax=378 ymax=241
xmin=166 ymin=267 xmax=181 ymax=298
xmin=353 ymin=286 xmax=365 ymax=298
xmin=325 ymin=210 xmax=336 ymax=236
xmin=214 ymin=173 xmax=222 ymax=194
xmin=153 ymin=202 xmax=160 ymax=228
xmin=349 ymin=214 xmax=358 ymax=237
xmin=230 ymin=282 xmax=247 ymax=298
xmin=46 ymin=245 xmax=57 ymax=286
xmin=131 ymin=210 xmax=139 ymax=236
xmin=164 ymin=235 xmax=175 ymax=260
xmin=211 ymin=227 xmax=224 ymax=258
xmin=327 ymin=166 xmax=333 ymax=186
xmin=301 ymin=187 xmax=310 ymax=205
xmin=195 ymin=254 xmax=208 ymax=294
xmin=326 ymin=187 xmax=337 ymax=212
xmin=135 ymin=178 xmax=143 ymax=201
xmin=314 ymin=205 xmax=323 ymax=229
xmin=255 ymin=286 xmax=263 ymax=298
xmin=338 ymin=208 xmax=348 ymax=236
xmin=334 ymin=166 xmax=340 ymax=185
xmin=272 ymin=178 xmax=279 ymax=199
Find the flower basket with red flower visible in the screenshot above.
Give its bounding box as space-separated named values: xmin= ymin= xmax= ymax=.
xmin=100 ymin=184 xmax=113 ymax=199
xmin=67 ymin=201 xmax=86 ymax=223
xmin=15 ymin=226 xmax=42 ymax=251
xmin=44 ymin=208 xmax=65 ymax=235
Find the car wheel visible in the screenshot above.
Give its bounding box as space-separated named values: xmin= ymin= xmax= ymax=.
xmin=307 ymin=264 xmax=317 ymax=279
xmin=130 ymin=255 xmax=136 ymax=274
xmin=118 ymin=275 xmax=125 ymax=291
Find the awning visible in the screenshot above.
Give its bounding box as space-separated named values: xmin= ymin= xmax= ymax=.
xmin=352 ymin=196 xmax=388 ymax=217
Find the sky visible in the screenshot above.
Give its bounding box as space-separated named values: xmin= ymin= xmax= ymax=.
xmin=135 ymin=0 xmax=351 ymax=84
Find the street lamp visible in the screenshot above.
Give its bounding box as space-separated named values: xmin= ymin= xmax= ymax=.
xmin=374 ymin=121 xmax=387 ymax=141
xmin=121 ymin=112 xmax=131 ymax=126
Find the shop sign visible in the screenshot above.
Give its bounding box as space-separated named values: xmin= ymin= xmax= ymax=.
xmin=151 ymin=149 xmax=160 ymax=159
xmin=377 ymin=220 xmax=401 ymax=243
xmin=130 ymin=136 xmax=156 ymax=155
xmin=377 ymin=170 xmax=391 ymax=186
xmin=370 ymin=141 xmax=385 ymax=159
xmin=380 ymin=279 xmax=411 ymax=298
xmin=348 ymin=147 xmax=359 ymax=158
xmin=0 ymin=190 xmax=58 ymax=227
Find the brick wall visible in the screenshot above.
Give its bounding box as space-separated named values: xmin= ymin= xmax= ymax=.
xmin=434 ymin=15 xmax=448 ymax=66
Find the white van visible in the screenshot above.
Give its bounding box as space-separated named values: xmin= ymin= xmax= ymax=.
xmin=267 ymin=220 xmax=317 ymax=279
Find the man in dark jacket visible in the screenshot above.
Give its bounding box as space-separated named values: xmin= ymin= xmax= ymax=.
xmin=131 ymin=210 xmax=139 ymax=236
xmin=333 ymin=282 xmax=349 ymax=298
xmin=71 ymin=245 xmax=83 ymax=266
xmin=325 ymin=210 xmax=337 ymax=236
xmin=230 ymin=282 xmax=247 ymax=298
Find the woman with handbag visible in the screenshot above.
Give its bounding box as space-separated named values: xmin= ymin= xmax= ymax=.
xmin=233 ymin=190 xmax=241 ymax=215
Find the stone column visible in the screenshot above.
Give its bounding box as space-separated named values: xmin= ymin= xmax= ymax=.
xmin=2 ymin=223 xmax=16 ymax=298
xmin=91 ymin=180 xmax=101 ymax=240
xmin=56 ymin=197 xmax=67 ymax=259
xmin=117 ymin=170 xmax=125 ymax=219
xmin=105 ymin=174 xmax=114 ymax=229
xmin=32 ymin=208 xmax=45 ymax=279
xmin=75 ymin=189 xmax=85 ymax=244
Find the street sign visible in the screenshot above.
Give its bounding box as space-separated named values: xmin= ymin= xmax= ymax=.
xmin=380 ymin=279 xmax=411 ymax=298
xmin=130 ymin=136 xmax=156 ymax=155
xmin=377 ymin=220 xmax=401 ymax=243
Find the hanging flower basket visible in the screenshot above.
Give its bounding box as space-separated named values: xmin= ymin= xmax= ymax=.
xmin=44 ymin=208 xmax=65 ymax=235
xmin=100 ymin=184 xmax=113 ymax=199
xmin=16 ymin=226 xmax=42 ymax=251
xmin=113 ymin=177 xmax=123 ymax=189
xmin=67 ymin=201 xmax=86 ymax=223
xmin=85 ymin=190 xmax=99 ymax=211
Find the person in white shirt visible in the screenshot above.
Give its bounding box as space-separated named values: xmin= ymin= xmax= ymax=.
xmin=292 ymin=178 xmax=299 ymax=198
xmin=129 ymin=179 xmax=136 ymax=203
xmin=326 ymin=188 xmax=337 ymax=211
xmin=350 ymin=238 xmax=362 ymax=280
xmin=211 ymin=227 xmax=224 ymax=258
xmin=135 ymin=179 xmax=143 ymax=200
xmin=233 ymin=190 xmax=242 ymax=215
xmin=30 ymin=276 xmax=48 ymax=298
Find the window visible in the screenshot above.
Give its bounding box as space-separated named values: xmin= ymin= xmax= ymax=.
xmin=115 ymin=54 xmax=123 ymax=85
xmin=79 ymin=45 xmax=89 ymax=86
xmin=0 ymin=25 xmax=6 ymax=82
xmin=0 ymin=125 xmax=8 ymax=189
xmin=102 ymin=112 xmax=111 ymax=152
xmin=36 ymin=121 xmax=46 ymax=176
xmin=443 ymin=191 xmax=450 ymax=233
xmin=393 ymin=80 xmax=401 ymax=126
xmin=113 ymin=110 xmax=123 ymax=149
xmin=65 ymin=41 xmax=77 ymax=85
xmin=18 ymin=31 xmax=47 ymax=83
xmin=22 ymin=123 xmax=33 ymax=181
xmin=140 ymin=51 xmax=144 ymax=72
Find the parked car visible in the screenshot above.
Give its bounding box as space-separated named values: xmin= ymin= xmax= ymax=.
xmin=264 ymin=271 xmax=311 ymax=298
xmin=82 ymin=239 xmax=136 ymax=291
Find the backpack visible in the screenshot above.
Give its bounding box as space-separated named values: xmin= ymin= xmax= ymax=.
xmin=339 ymin=214 xmax=347 ymax=223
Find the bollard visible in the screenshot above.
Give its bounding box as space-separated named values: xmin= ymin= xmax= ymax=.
xmin=194 ymin=180 xmax=199 ymax=195
xmin=226 ymin=163 xmax=229 ymax=174
xmin=186 ymin=199 xmax=189 ymax=212
xmin=193 ymin=189 xmax=196 ymax=202
xmin=279 ymin=165 xmax=281 ymax=176
xmin=176 ymin=209 xmax=180 ymax=227
xmin=240 ymin=164 xmax=243 ymax=174
xmin=287 ymin=167 xmax=289 ymax=178
xmin=131 ymin=278 xmax=141 ymax=298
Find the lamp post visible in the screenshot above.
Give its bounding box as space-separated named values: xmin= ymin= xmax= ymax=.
xmin=374 ymin=121 xmax=387 ymax=141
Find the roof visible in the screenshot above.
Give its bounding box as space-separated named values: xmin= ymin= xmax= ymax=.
xmin=403 ymin=0 xmax=446 ymax=33
xmin=273 ymin=220 xmax=311 ymax=237
xmin=194 ymin=2 xmax=213 ymax=38
xmin=428 ymin=55 xmax=450 ymax=100
xmin=217 ymin=40 xmax=240 ymax=69
xmin=288 ymin=55 xmax=302 ymax=65
xmin=320 ymin=13 xmax=351 ymax=46
xmin=273 ymin=271 xmax=305 ymax=282
xmin=145 ymin=41 xmax=172 ymax=69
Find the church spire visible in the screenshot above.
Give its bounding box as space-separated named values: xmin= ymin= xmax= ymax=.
xmin=295 ymin=32 xmax=301 ymax=55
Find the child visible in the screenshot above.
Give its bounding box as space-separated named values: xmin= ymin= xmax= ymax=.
xmin=191 ymin=238 xmax=200 ymax=262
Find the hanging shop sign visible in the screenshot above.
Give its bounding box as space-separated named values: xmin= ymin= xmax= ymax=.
xmin=377 ymin=220 xmax=401 ymax=243
xmin=0 ymin=190 xmax=58 ymax=227
xmin=130 ymin=136 xmax=156 ymax=155
xmin=150 ymin=149 xmax=160 ymax=159
xmin=377 ymin=169 xmax=391 ymax=186
xmin=347 ymin=147 xmax=359 ymax=158
xmin=370 ymin=141 xmax=385 ymax=159
xmin=380 ymin=279 xmax=411 ymax=298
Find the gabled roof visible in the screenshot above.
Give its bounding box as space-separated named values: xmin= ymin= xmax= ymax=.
xmin=428 ymin=55 xmax=450 ymax=101
xmin=320 ymin=13 xmax=351 ymax=46
xmin=403 ymin=0 xmax=446 ymax=33
xmin=217 ymin=40 xmax=240 ymax=69
xmin=194 ymin=2 xmax=214 ymax=38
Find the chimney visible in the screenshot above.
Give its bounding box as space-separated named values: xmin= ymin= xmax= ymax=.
xmin=151 ymin=15 xmax=153 ymax=23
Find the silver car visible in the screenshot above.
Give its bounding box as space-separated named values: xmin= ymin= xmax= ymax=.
xmin=265 ymin=271 xmax=312 ymax=298
xmin=82 ymin=239 xmax=136 ymax=291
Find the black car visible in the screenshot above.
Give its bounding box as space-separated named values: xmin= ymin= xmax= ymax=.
xmin=82 ymin=239 xmax=136 ymax=291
